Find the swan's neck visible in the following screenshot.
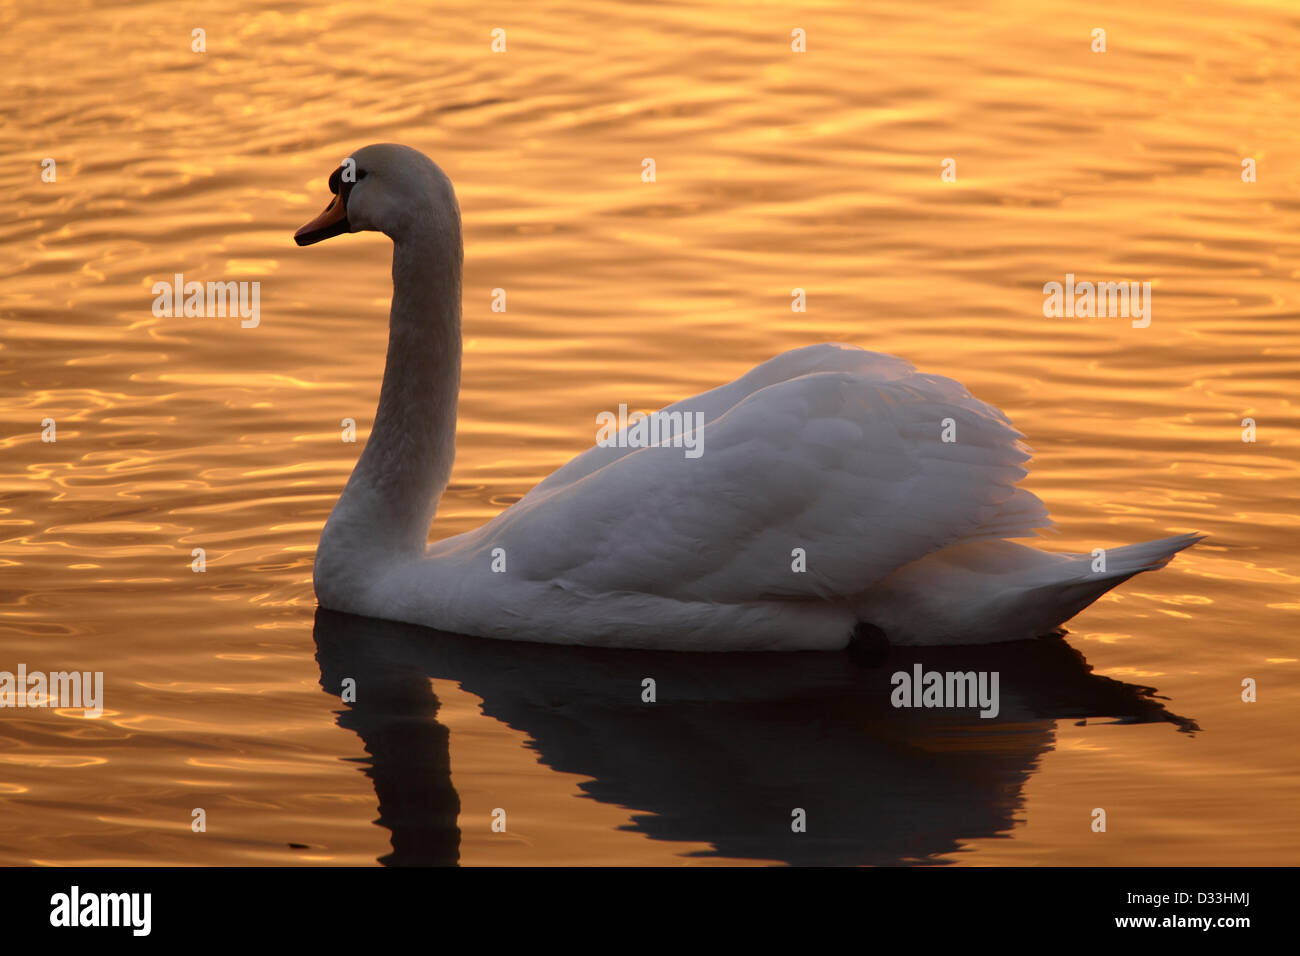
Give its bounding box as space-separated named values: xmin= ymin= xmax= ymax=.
xmin=328 ymin=218 xmax=463 ymax=560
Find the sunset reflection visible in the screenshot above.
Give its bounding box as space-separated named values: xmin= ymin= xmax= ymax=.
xmin=1 ymin=0 xmax=1297 ymax=867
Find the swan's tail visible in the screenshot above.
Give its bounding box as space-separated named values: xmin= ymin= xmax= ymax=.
xmin=1093 ymin=532 xmax=1206 ymax=575
xmin=1019 ymin=532 xmax=1206 ymax=630
xmin=858 ymin=532 xmax=1206 ymax=645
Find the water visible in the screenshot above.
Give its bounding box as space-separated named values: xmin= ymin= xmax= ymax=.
xmin=1 ymin=0 xmax=1298 ymax=865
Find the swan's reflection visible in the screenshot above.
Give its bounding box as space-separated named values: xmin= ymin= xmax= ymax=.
xmin=312 ymin=608 xmax=1196 ymax=866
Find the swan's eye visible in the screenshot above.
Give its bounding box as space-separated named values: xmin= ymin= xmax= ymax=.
xmin=326 ymin=167 xmax=365 ymax=199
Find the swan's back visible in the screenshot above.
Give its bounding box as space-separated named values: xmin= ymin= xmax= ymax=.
xmin=434 ymin=343 xmax=1050 ymax=605
xmin=525 ymin=344 xmax=916 ymax=497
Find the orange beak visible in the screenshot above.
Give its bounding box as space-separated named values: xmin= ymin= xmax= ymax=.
xmin=295 ymin=190 xmax=350 ymax=246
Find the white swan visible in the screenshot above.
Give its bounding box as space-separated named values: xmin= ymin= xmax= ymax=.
xmin=296 ymin=144 xmax=1202 ymax=652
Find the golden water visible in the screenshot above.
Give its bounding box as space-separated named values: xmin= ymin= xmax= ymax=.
xmin=1 ymin=0 xmax=1298 ymax=864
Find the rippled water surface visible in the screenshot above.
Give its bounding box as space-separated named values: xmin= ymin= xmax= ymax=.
xmin=2 ymin=0 xmax=1298 ymax=864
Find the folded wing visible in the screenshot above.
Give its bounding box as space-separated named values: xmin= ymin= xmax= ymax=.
xmin=438 ymin=344 xmax=1051 ymax=603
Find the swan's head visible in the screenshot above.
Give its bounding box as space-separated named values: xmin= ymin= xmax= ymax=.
xmin=294 ymin=144 xmax=457 ymax=246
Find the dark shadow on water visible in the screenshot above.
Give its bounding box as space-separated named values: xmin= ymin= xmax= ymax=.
xmin=312 ymin=607 xmax=1197 ymax=866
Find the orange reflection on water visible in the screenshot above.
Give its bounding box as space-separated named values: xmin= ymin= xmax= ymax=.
xmin=1 ymin=0 xmax=1298 ymax=864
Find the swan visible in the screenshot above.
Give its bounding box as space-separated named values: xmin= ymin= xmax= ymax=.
xmin=295 ymin=144 xmax=1203 ymax=652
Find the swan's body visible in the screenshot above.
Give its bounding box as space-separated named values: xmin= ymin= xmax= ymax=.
xmin=297 ymin=144 xmax=1201 ymax=652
